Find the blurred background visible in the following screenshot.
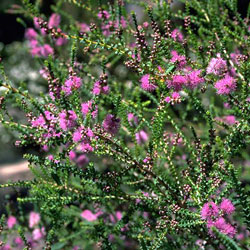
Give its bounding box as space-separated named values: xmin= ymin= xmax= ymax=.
xmin=0 ymin=0 xmax=249 ymax=212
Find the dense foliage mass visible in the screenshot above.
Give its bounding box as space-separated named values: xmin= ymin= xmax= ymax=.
xmin=0 ymin=0 xmax=250 ymax=249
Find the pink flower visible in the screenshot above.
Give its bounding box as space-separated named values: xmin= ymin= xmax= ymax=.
xmin=171 ymin=29 xmax=184 ymax=42
xmin=69 ymin=150 xmax=76 ymax=161
xmin=135 ymin=130 xmax=148 ymax=144
xmin=102 ymin=114 xmax=120 ymax=135
xmin=127 ymin=113 xmax=139 ymax=126
xmin=14 ymin=237 xmax=23 ymax=246
xmin=0 ymin=244 xmax=11 ymax=250
xmin=7 ymin=216 xmax=17 ymax=229
xmin=220 ymin=199 xmax=235 ymax=215
xmin=201 ymin=201 xmax=219 ymax=219
xmin=186 ymin=70 xmax=204 ymax=88
xmin=62 ymin=76 xmax=82 ymax=95
xmin=143 ymin=22 xmax=149 ymax=28
xmin=92 ymin=81 xmax=110 ymax=95
xmin=167 ymin=75 xmax=188 ymax=91
xmin=80 ymin=142 xmax=93 ymax=153
xmin=81 ymin=101 xmax=98 ymax=119
xmin=140 ymin=74 xmax=157 ymax=92
xmin=206 ymin=55 xmax=227 ymax=75
xmin=73 ymin=128 xmax=82 ymax=142
xmin=55 ymin=37 xmax=67 ymax=46
xmin=223 ymin=102 xmax=231 ymax=109
xmin=33 ymin=17 xmax=46 ymax=35
xmin=32 ymin=227 xmax=45 ymax=241
xmin=120 ymin=16 xmax=127 ymax=28
xmin=48 ymin=13 xmax=61 ymax=29
xmin=76 ymin=154 xmax=89 ymax=167
xmin=213 ymin=217 xmax=236 ymax=238
xmin=29 ymin=212 xmax=40 ymax=228
xmin=59 ymin=110 xmax=77 ymax=130
xmin=31 ymin=115 xmax=46 ymax=128
xmin=224 ymin=115 xmax=236 ymax=125
xmin=79 ymin=23 xmax=90 ymax=33
xmin=214 ymin=75 xmax=236 ymax=95
xmin=25 ymin=28 xmax=37 ymax=41
xmin=97 ymin=10 xmax=110 ymax=20
xmin=40 ymin=44 xmax=54 ymax=58
xmin=170 ymin=50 xmax=187 ymax=68
xmin=81 ymin=210 xmax=100 ymax=222
xmin=110 ymin=211 xmax=123 ymax=223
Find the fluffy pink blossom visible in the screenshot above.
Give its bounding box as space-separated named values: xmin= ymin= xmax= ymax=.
xmin=167 ymin=75 xmax=188 ymax=91
xmin=29 ymin=212 xmax=40 ymax=228
xmin=80 ymin=142 xmax=93 ymax=153
xmin=62 ymin=76 xmax=82 ymax=95
xmin=73 ymin=128 xmax=82 ymax=142
xmin=206 ymin=55 xmax=227 ymax=75
xmin=69 ymin=150 xmax=76 ymax=161
xmin=171 ymin=29 xmax=184 ymax=42
xmin=33 ymin=17 xmax=46 ymax=35
xmin=170 ymin=50 xmax=186 ymax=68
xmin=14 ymin=237 xmax=23 ymax=246
xmin=32 ymin=227 xmax=45 ymax=241
xmin=76 ymin=154 xmax=89 ymax=167
xmin=40 ymin=44 xmax=54 ymax=57
xmin=140 ymin=74 xmax=157 ymax=92
xmin=186 ymin=70 xmax=204 ymax=88
xmin=213 ymin=217 xmax=236 ymax=238
xmin=31 ymin=115 xmax=46 ymax=128
xmin=220 ymin=199 xmax=235 ymax=215
xmin=165 ymin=92 xmax=181 ymax=105
xmin=128 ymin=113 xmax=139 ymax=126
xmin=81 ymin=210 xmax=101 ymax=222
xmin=55 ymin=37 xmax=67 ymax=46
xmin=92 ymin=81 xmax=110 ymax=95
xmin=97 ymin=10 xmax=110 ymax=20
xmin=201 ymin=201 xmax=219 ymax=219
xmin=102 ymin=114 xmax=120 ymax=135
xmin=214 ymin=75 xmax=236 ymax=95
xmin=224 ymin=115 xmax=236 ymax=125
xmin=143 ymin=22 xmax=149 ymax=28
xmin=135 ymin=130 xmax=148 ymax=144
xmin=79 ymin=23 xmax=90 ymax=33
xmin=81 ymin=101 xmax=98 ymax=118
xmin=25 ymin=28 xmax=37 ymax=41
xmin=7 ymin=216 xmax=17 ymax=229
xmin=59 ymin=110 xmax=77 ymax=130
xmin=48 ymin=13 xmax=61 ymax=29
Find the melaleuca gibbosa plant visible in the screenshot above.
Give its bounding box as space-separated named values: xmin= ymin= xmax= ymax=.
xmin=0 ymin=0 xmax=250 ymax=249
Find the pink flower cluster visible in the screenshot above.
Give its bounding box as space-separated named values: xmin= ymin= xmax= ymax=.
xmin=165 ymin=92 xmax=181 ymax=105
xmin=214 ymin=75 xmax=237 ymax=95
xmin=102 ymin=114 xmax=121 ymax=135
xmin=81 ymin=209 xmax=102 ymax=222
xmin=97 ymin=10 xmax=127 ymax=36
xmin=166 ymin=70 xmax=204 ymax=91
xmin=59 ymin=110 xmax=77 ymax=130
xmin=93 ymin=80 xmax=110 ymax=95
xmin=140 ymin=74 xmax=157 ymax=92
xmin=72 ymin=126 xmax=94 ymax=153
xmin=206 ymin=54 xmax=227 ymax=75
xmin=170 ymin=50 xmax=187 ymax=69
xmin=201 ymin=199 xmax=236 ymax=237
xmin=62 ymin=76 xmax=82 ymax=96
xmin=25 ymin=13 xmax=68 ymax=58
xmin=81 ymin=101 xmax=98 ymax=119
xmin=171 ymin=29 xmax=184 ymax=42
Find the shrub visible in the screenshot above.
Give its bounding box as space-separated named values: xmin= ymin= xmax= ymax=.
xmin=0 ymin=0 xmax=250 ymax=249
